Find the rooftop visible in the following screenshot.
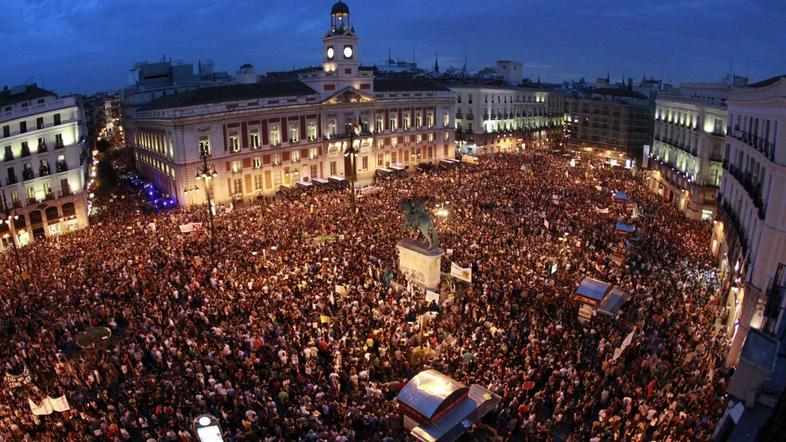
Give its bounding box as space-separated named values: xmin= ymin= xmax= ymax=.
xmin=0 ymin=84 xmax=56 ymax=108
xmin=374 ymin=77 xmax=450 ymax=93
xmin=139 ymin=80 xmax=318 ymax=111
xmin=747 ymin=74 xmax=786 ymax=89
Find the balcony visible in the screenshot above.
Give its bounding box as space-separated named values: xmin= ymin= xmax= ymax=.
xmin=727 ymin=164 xmax=766 ymax=218
xmin=3 ymin=152 xmax=12 ymax=162
xmin=59 ymin=189 xmax=73 ymax=198
xmin=27 ymin=197 xmax=37 ymax=205
xmin=54 ymin=140 xmax=65 ymax=150
xmin=22 ymin=168 xmax=35 ymax=181
xmin=6 ymin=176 xmax=18 ymax=185
xmin=37 ymin=142 xmax=48 ymax=153
xmin=43 ymin=191 xmax=56 ymax=202
xmin=718 ymin=197 xmax=748 ymax=257
xmin=39 ymin=165 xmax=51 ymax=177
xmin=10 ymin=200 xmax=22 ymax=209
xmin=20 ymin=146 xmax=31 ymax=158
xmin=55 ymin=160 xmax=68 ymax=173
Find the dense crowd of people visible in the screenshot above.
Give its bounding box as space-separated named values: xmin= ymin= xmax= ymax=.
xmin=0 ymin=149 xmax=730 ymax=441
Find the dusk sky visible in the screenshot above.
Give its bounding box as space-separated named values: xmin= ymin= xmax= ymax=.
xmin=1 ymin=0 xmax=784 ymax=94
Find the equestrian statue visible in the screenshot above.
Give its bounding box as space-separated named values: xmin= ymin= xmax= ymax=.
xmin=400 ymin=198 xmax=439 ymax=249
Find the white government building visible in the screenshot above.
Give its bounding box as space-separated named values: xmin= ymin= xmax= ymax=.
xmin=0 ymin=85 xmax=89 ymax=250
xmin=129 ymin=1 xmax=456 ymax=207
xmin=712 ymin=75 xmax=786 ymax=367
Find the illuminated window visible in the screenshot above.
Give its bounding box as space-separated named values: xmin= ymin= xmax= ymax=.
xmin=415 ymin=113 xmax=423 ymax=128
xmin=402 ymin=114 xmax=410 ymax=130
xmin=254 ymin=174 xmax=263 ymax=190
xmin=375 ymin=116 xmax=384 ymax=133
xmin=361 ymin=156 xmax=368 ymax=170
xmin=291 ymin=150 xmax=300 ymax=162
xmin=377 ymin=153 xmax=384 ymax=166
xmin=443 ymin=112 xmax=450 ymax=127
xmin=288 ymin=123 xmax=299 ymax=143
xmin=249 ymin=129 xmax=260 ymax=149
xmin=270 ymin=124 xmax=281 ymax=147
xmin=327 ymin=119 xmax=337 ymax=137
xmin=389 ymin=114 xmax=398 ymax=131
xmin=231 ymin=160 xmax=242 ymax=173
xmin=307 ymin=121 xmax=318 ymax=141
xmin=426 ymin=112 xmax=434 ymax=127
xmin=253 ymin=157 xmax=261 ymax=169
xmin=309 ymin=147 xmax=318 ymax=160
xmin=330 ymin=161 xmax=337 ymax=175
xmin=229 ymin=132 xmax=240 ymax=152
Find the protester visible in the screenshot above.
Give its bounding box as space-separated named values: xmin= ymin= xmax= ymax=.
xmin=0 ymin=149 xmax=728 ymax=441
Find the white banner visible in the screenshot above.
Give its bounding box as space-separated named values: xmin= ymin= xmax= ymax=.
xmin=450 ymin=262 xmax=472 ymax=283
xmin=425 ymin=290 xmax=440 ymax=304
xmin=28 ymin=396 xmax=70 ymax=416
xmin=610 ymin=330 xmax=635 ymax=362
xmin=179 ymin=222 xmax=203 ymax=233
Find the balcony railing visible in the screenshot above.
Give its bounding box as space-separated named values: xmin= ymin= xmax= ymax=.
xmin=727 ymin=164 xmax=766 ymax=217
xmin=6 ymin=176 xmax=18 ymax=185
xmin=59 ymin=189 xmax=73 ymax=198
xmin=55 ymin=161 xmax=68 ymax=173
xmin=37 ymin=142 xmax=48 ymax=153
xmin=3 ymin=152 xmax=12 ymax=162
xmin=11 ymin=200 xmax=22 ymax=209
xmin=718 ymin=197 xmax=748 ymax=257
xmin=22 ymin=169 xmax=35 ymax=181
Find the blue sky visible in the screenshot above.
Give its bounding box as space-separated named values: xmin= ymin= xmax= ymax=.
xmin=0 ymin=0 xmax=784 ymax=94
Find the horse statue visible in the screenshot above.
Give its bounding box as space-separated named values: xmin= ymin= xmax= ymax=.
xmin=400 ymin=199 xmax=439 ymax=249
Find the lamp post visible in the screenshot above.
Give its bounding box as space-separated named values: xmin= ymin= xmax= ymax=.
xmin=194 ymin=145 xmax=218 ymax=254
xmin=344 ymin=120 xmax=360 ymax=210
xmin=193 ymin=414 xmax=225 ymax=442
xmin=0 ymin=191 xmax=23 ymax=274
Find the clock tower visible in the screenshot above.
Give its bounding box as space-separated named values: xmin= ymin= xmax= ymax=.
xmin=323 ymin=3 xmax=359 ymax=76
xmin=301 ymin=2 xmax=373 ymax=99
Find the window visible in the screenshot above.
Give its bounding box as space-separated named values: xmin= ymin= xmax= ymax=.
xmin=272 ymin=154 xmax=281 ymax=166
xmin=389 ymin=114 xmax=398 ymax=131
xmin=2 ymin=126 xmax=8 ymax=138
xmin=21 ymin=141 xmax=30 ymax=157
xmin=415 ymin=113 xmax=423 ymax=128
xmin=310 ymin=164 xmax=318 ymax=178
xmin=391 ymin=137 xmax=398 ymax=147
xmin=309 ymin=147 xmax=318 ymax=160
xmin=55 ymin=133 xmax=63 ymax=148
xmin=468 ymin=94 xmax=473 ymax=104
xmin=416 ymin=134 xmax=422 ymax=144
xmin=288 ymin=122 xmax=299 ymax=143
xmin=229 ymin=132 xmax=240 ymax=152
xmin=270 ymin=124 xmax=281 ymax=146
xmin=53 ymin=113 xmax=61 ymax=125
xmin=254 ymin=174 xmax=263 ymax=191
xmin=36 ymin=117 xmax=44 ymax=130
xmin=231 ymin=160 xmax=242 ymax=173
xmin=233 ymin=178 xmax=243 ymax=195
xmin=457 ymin=95 xmax=462 ymax=103
xmin=443 ymin=112 xmax=450 ymax=127
xmin=377 ymin=153 xmax=384 ymax=166
xmin=428 ymin=133 xmax=434 ymax=142
xmin=249 ymin=129 xmax=260 ymax=149
xmin=375 ymin=116 xmax=384 ymax=133
xmin=307 ymin=121 xmax=317 ymax=141
xmin=330 ymin=161 xmax=337 ymax=175
xmin=199 ymin=135 xmax=211 ymax=156
xmin=361 ymin=156 xmax=368 ymax=170
xmin=253 ymin=157 xmax=262 ymax=169
xmin=19 ymin=121 xmax=26 ymax=134
xmin=291 ymin=150 xmax=300 ymax=162
xmin=327 ymin=119 xmax=337 ymax=137
xmin=402 ymin=113 xmax=410 ymax=130
xmin=376 ymin=138 xmax=384 ymax=149
xmin=443 ymin=131 xmax=450 ymax=142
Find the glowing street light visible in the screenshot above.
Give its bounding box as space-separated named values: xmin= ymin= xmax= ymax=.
xmin=193 ymin=414 xmax=224 ymax=442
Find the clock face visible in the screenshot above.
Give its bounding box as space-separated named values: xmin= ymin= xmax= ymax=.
xmin=326 ymin=47 xmax=334 ymax=59
xmin=343 ymin=46 xmax=353 ymax=58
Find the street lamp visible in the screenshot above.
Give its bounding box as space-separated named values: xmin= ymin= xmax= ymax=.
xmin=193 ymin=414 xmax=225 ymax=442
xmin=195 ymin=144 xmax=218 ymax=254
xmin=344 ymin=120 xmax=361 ymax=209
xmin=0 ymin=192 xmax=24 ymax=274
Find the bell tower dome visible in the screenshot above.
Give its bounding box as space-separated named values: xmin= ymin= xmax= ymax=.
xmin=330 ymin=1 xmax=350 ymax=33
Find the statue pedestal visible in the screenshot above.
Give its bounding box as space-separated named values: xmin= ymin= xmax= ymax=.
xmin=397 ymin=239 xmax=444 ymax=291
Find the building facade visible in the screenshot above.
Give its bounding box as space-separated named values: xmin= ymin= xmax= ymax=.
xmin=566 ymin=87 xmax=653 ymax=163
xmin=647 ymin=84 xmax=730 ymax=220
xmin=448 ymin=80 xmax=565 ymax=154
xmin=712 ymin=75 xmax=786 ymax=367
xmin=129 ymin=1 xmax=456 ymax=207
xmin=0 ymin=85 xmax=89 ymax=250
